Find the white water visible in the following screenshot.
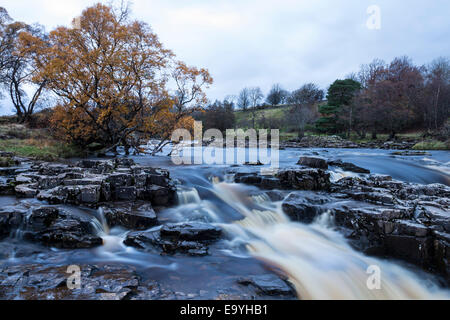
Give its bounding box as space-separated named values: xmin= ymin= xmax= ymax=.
xmin=208 ymin=181 xmax=448 ymax=300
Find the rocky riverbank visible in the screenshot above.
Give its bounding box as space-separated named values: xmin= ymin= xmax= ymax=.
xmin=0 ymin=155 xmax=297 ymax=299
xmin=280 ymin=135 xmax=424 ymax=150
xmin=232 ymin=157 xmax=450 ymax=285
xmin=0 ymin=152 xmax=449 ymax=299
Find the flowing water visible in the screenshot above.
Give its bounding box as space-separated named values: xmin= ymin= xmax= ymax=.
xmin=0 ymin=148 xmax=449 ymax=299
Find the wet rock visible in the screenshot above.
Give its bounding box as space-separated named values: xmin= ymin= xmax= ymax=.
xmin=124 ymin=222 xmax=222 ymax=256
xmin=237 ymin=275 xmax=295 ymax=296
xmin=14 ymin=184 xmax=37 ymax=198
xmin=384 ymin=235 xmax=433 ymax=265
xmin=0 ymin=264 xmax=163 ymax=300
xmin=0 ymin=177 xmax=14 ymax=195
xmin=22 ymin=206 xmax=103 ymax=249
xmin=160 ymin=222 xmax=222 ymax=241
xmin=298 ymin=157 xmax=328 ymax=169
xmin=124 ymin=229 xmax=208 ymax=256
xmin=123 ymin=229 xmax=161 ymax=251
xmin=0 ymin=207 xmax=25 ymax=239
xmin=0 ymin=151 xmax=14 ymax=158
xmin=17 ymin=158 xmax=176 ymax=207
xmin=102 ymin=201 xmax=158 ymax=230
xmin=144 ymin=185 xmax=174 ymax=206
xmin=282 ymin=193 xmax=328 ymax=223
xmin=235 ymin=169 xmax=330 ymax=191
xmin=391 ymin=151 xmax=431 ymax=156
xmin=276 ymin=169 xmax=331 ymax=191
xmin=327 ymin=175 xmax=450 ymax=279
xmin=328 ymin=160 xmax=371 ymax=174
xmin=77 ymin=159 xmax=115 ymax=174
xmin=244 ymin=160 xmax=264 ymax=166
xmin=37 ymin=185 xmax=102 ymax=205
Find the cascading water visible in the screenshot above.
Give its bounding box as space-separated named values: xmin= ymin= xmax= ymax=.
xmin=208 ymin=180 xmax=448 ymax=300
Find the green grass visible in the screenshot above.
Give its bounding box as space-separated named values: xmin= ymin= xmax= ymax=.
xmin=0 ymin=124 xmax=86 ymax=160
xmin=412 ymin=140 xmax=449 ymax=150
xmin=0 ymin=139 xmax=85 ymax=160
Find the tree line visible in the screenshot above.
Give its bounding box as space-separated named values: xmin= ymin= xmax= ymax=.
xmin=205 ymin=56 xmax=449 ymax=139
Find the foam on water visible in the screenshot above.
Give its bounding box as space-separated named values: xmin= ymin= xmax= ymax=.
xmin=210 ymin=180 xmax=449 ymax=300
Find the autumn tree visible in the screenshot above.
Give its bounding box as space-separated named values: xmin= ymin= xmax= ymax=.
xmin=148 ymin=60 xmax=212 ymax=155
xmin=23 ymin=3 xmax=211 ymax=154
xmin=354 ymin=57 xmax=425 ymax=139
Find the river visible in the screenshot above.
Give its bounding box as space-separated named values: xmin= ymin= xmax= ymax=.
xmin=0 ymin=147 xmax=449 ymax=299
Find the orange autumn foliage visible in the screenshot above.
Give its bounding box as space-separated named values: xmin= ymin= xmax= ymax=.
xmin=21 ymin=3 xmax=212 ymax=153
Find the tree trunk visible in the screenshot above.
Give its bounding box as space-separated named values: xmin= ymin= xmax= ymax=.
xmin=389 ymin=131 xmax=396 ymax=140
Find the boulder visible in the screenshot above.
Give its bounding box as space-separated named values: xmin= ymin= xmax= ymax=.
xmin=237 ymin=275 xmax=295 ymax=297
xmin=124 ymin=222 xmax=222 ymax=256
xmin=160 ymin=222 xmax=222 ymax=241
xmin=234 ymin=168 xmax=330 ymax=191
xmin=0 ymin=208 xmax=25 ymax=239
xmin=298 ymin=157 xmax=328 ymax=169
xmin=0 ymin=264 xmax=163 ymax=300
xmin=18 ymin=159 xmax=176 ymax=207
xmin=281 ymin=193 xmax=328 ymax=223
xmin=22 ymin=206 xmax=103 ymax=249
xmin=328 ymin=160 xmax=371 ymax=174
xmin=276 ymin=169 xmax=330 ymax=191
xmin=102 ymin=201 xmax=158 ymax=230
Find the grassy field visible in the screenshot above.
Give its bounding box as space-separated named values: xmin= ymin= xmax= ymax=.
xmin=0 ymin=123 xmax=85 ymax=160
xmin=234 ymin=105 xmax=303 ymax=141
xmin=233 ymin=105 xmax=449 ymax=149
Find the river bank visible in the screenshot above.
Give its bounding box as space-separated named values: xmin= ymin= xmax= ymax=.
xmin=280 ymin=135 xmax=449 ymax=150
xmin=0 ymin=148 xmax=449 ymax=299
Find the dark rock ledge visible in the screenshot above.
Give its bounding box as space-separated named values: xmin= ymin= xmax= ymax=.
xmin=124 ymin=222 xmax=222 ymax=256
xmin=10 ymin=158 xmax=176 ymax=208
xmin=231 ymin=165 xmax=450 ymax=284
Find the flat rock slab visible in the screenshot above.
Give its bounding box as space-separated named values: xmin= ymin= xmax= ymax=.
xmin=238 ymin=275 xmax=295 ymax=297
xmin=0 ymin=264 xmax=163 ymax=300
xmin=160 ymin=222 xmax=222 ymax=241
xmin=102 ymin=201 xmax=158 ymax=230
xmin=298 ymin=157 xmax=328 ymax=169
xmin=124 ymin=222 xmax=222 ymax=256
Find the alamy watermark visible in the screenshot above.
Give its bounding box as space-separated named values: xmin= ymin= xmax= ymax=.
xmin=366 ymin=265 xmax=381 ymax=290
xmin=66 ymin=265 xmax=81 ymax=290
xmin=366 ymin=5 xmax=381 ymax=30
xmin=170 ymin=121 xmax=280 ymax=174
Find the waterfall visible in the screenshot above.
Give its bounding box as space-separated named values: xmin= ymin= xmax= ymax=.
xmin=210 ymin=180 xmax=448 ymax=300
xmin=91 ymin=207 xmax=109 ymax=237
xmin=176 ymin=187 xmax=202 ymax=205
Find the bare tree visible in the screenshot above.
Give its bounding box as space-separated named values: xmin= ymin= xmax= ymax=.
xmin=266 ymin=83 xmax=288 ymax=106
xmin=249 ymin=87 xmax=263 ymax=108
xmin=2 ymin=16 xmax=47 ymax=123
xmin=248 ymin=87 xmax=263 ymax=128
xmin=237 ymin=88 xmax=250 ymax=110
xmin=0 ymin=7 xmax=13 ymax=97
xmin=425 ymin=57 xmax=450 ymax=130
xmin=287 ymin=83 xmax=324 ymax=137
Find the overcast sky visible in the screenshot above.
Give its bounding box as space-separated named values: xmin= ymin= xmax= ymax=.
xmin=1 ymin=0 xmax=449 ymax=114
